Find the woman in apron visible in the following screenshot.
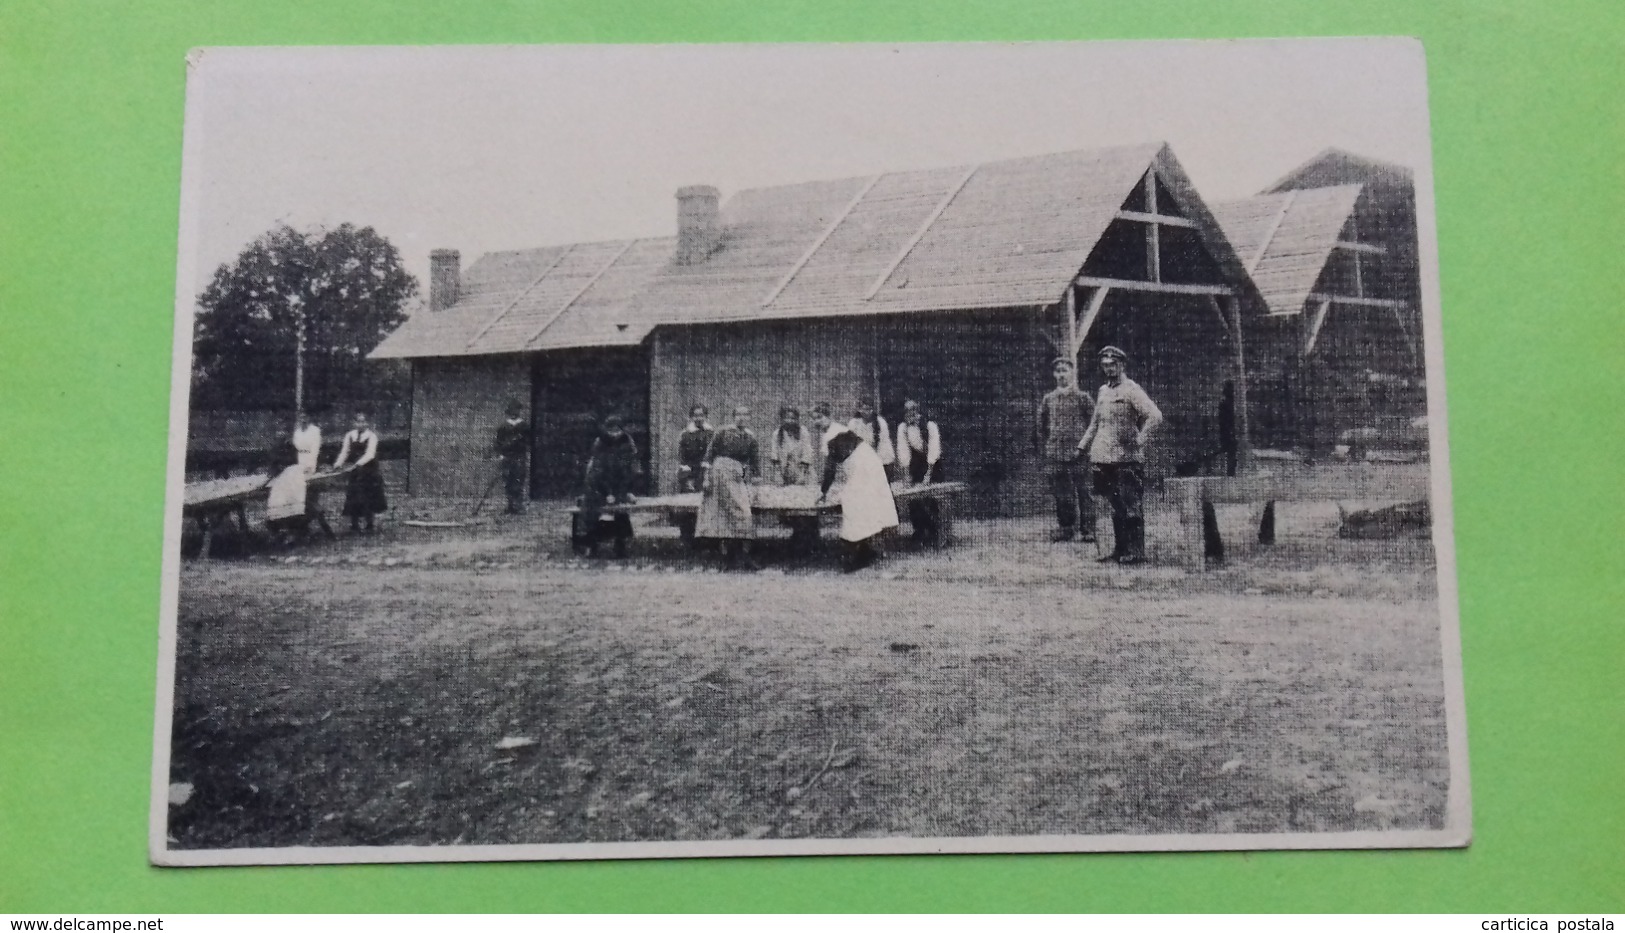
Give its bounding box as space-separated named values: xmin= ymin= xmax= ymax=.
xmin=814 ymin=410 xmax=900 ymax=572
xmin=332 ymin=412 xmax=387 ymax=533
xmin=695 ymin=406 xmax=760 ymax=570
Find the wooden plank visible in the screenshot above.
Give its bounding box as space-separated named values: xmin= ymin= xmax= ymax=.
xmin=1351 ymin=215 xmax=1365 ymax=299
xmin=522 ymin=239 xmax=637 ymax=347
xmin=1307 ymin=293 xmax=1406 ymax=309
xmin=761 ymin=174 xmax=884 ymax=307
xmin=1114 ymin=209 xmax=1196 ymax=228
xmin=1072 ymin=286 xmax=1108 ymax=356
xmin=1074 ymin=276 xmax=1231 ymax=296
xmin=864 ymin=165 xmax=979 ymax=299
xmin=1165 ymin=469 xmax=1429 ymax=504
xmin=562 ymin=481 xmax=969 ymax=517
xmin=1224 ymin=294 xmax=1251 ymax=473
xmin=464 ymin=246 xmax=574 ymax=349
xmin=1247 ymin=191 xmax=1297 ymax=274
xmin=1389 ymin=303 xmax=1421 ymax=365
xmin=1144 ymin=171 xmax=1162 ymax=283
xmin=1062 ymin=287 xmax=1077 ymax=366
xmin=1205 ymin=294 xmax=1231 ymax=339
xmin=1303 ymin=297 xmax=1333 ymax=356
xmin=1334 ymin=240 xmax=1386 ymax=255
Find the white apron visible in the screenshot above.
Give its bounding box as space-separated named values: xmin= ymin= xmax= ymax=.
xmin=834 ymin=442 xmax=899 ymax=542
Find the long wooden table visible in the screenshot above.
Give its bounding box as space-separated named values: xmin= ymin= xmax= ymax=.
xmin=566 ymin=480 xmax=968 ymax=547
xmin=1164 ymin=466 xmax=1431 ymax=570
xmin=183 ymin=470 xmax=348 ymax=559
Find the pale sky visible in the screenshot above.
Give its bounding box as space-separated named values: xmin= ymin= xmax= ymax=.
xmin=183 ymin=40 xmax=1433 ymax=297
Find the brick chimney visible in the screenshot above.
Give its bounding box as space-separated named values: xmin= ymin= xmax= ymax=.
xmin=675 ymin=185 xmax=721 ymax=266
xmin=429 ymin=249 xmax=461 ymax=312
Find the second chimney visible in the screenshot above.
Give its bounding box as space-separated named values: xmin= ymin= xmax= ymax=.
xmin=675 ymin=185 xmax=721 ymax=266
xmin=429 ymin=249 xmax=461 ymax=312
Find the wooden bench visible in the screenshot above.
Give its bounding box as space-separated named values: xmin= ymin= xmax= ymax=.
xmin=182 ymin=470 xmax=348 ymax=559
xmin=1164 ymin=466 xmax=1432 ymax=571
xmin=564 ymin=481 xmax=968 ymax=551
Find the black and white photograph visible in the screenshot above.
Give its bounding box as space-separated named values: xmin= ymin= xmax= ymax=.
xmin=153 ymin=39 xmax=1468 ymax=864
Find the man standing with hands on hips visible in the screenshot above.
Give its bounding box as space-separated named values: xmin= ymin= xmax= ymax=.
xmin=1078 ymin=346 xmax=1162 ymax=565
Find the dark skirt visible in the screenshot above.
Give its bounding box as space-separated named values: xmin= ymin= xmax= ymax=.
xmin=343 ymin=461 xmax=388 ymax=516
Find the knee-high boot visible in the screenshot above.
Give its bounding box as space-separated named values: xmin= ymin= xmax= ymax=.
xmin=1119 ymin=517 xmax=1146 ymax=565
xmin=1100 ymin=513 xmax=1126 ymax=562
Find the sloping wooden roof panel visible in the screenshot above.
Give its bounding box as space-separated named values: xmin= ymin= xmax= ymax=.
xmin=1211 ymin=184 xmax=1362 ymax=315
xmin=529 ymin=237 xmax=676 ymax=350
xmin=373 ymin=142 xmax=1260 ymax=358
xmin=370 ymin=246 xmax=570 ymax=358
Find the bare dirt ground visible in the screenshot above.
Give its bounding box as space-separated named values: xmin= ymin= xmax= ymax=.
xmin=166 ymin=489 xmax=1449 ymax=850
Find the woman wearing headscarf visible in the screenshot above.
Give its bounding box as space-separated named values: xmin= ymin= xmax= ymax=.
xmin=696 ymin=406 xmax=761 ymax=570
xmin=812 ymin=406 xmax=899 ymax=572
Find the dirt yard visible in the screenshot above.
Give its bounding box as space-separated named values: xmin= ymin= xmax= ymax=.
xmin=166 ymin=489 xmax=1449 ymax=850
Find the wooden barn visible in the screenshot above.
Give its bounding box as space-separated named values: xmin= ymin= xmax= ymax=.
xmin=370 ymin=143 xmax=1267 ymax=511
xmin=1211 ymin=149 xmax=1425 ymax=453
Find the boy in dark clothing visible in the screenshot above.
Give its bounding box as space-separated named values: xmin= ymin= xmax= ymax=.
xmin=581 ymin=415 xmax=640 ymax=558
xmin=494 ymin=400 xmax=530 ymax=515
xmin=674 ymin=404 xmax=712 ymax=545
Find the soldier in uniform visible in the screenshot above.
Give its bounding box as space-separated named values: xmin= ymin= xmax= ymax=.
xmin=494 ymin=400 xmax=530 ymax=515
xmin=1078 ymin=346 xmax=1163 ymax=565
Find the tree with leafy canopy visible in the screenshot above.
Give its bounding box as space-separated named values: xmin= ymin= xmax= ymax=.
xmin=191 ymin=223 xmax=418 ymax=412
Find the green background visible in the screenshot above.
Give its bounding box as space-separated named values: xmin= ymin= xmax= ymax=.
xmin=2 ymin=0 xmax=1620 ymax=913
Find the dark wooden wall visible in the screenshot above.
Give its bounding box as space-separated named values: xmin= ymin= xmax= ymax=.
xmin=1078 ymin=290 xmax=1239 ymax=477
xmin=649 ymin=321 xmax=872 ymax=494
xmin=531 ymin=347 xmax=651 ymax=499
xmin=874 ymin=307 xmax=1054 ymax=516
xmin=409 ymin=356 xmax=529 ymax=498
xmin=1247 ymin=183 xmax=1427 ymax=453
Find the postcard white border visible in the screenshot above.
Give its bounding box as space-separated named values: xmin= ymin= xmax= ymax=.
xmin=150 ymin=38 xmax=1471 ymax=867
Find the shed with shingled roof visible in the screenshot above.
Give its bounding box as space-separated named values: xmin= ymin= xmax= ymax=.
xmin=1210 ymin=148 xmax=1424 ymax=452
xmin=372 ymin=142 xmax=1266 ymax=505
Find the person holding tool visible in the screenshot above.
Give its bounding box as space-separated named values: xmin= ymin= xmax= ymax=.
xmin=494 ymin=399 xmax=530 ymax=515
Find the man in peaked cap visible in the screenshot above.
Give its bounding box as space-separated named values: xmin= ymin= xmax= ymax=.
xmin=494 ymin=399 xmax=531 ymax=515
xmin=1078 ymin=345 xmax=1163 ymax=564
xmin=1037 ymin=356 xmax=1098 ymax=543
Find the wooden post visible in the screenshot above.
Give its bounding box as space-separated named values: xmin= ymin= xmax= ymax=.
xmin=1223 ymin=294 xmax=1251 ymax=474
xmin=1174 ymin=478 xmax=1205 ymax=572
xmin=1351 ymin=214 xmax=1364 ymax=299
xmin=293 ymin=304 xmax=305 ymax=418
xmin=1074 ymin=286 xmax=1109 ymax=357
xmin=1144 ymin=171 xmax=1161 ymax=283
xmin=1062 ymin=287 xmax=1078 ymax=371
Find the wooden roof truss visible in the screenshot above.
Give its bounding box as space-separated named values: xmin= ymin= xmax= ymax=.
xmin=1060 ymin=168 xmax=1236 ymax=360
xmin=1302 ymin=213 xmax=1417 ymax=362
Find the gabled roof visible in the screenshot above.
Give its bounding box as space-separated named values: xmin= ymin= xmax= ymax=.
xmin=370 ymin=237 xmax=672 ymax=359
xmin=372 ymin=142 xmax=1256 ymax=360
xmin=1263 ymin=147 xmax=1413 ymax=195
xmin=1210 ymin=185 xmax=1362 ymax=316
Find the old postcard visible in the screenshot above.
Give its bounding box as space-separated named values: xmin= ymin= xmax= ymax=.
xmin=153 ymin=39 xmax=1468 ymax=865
